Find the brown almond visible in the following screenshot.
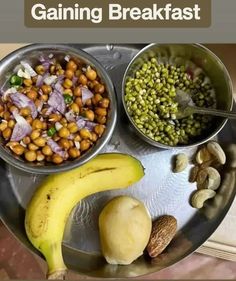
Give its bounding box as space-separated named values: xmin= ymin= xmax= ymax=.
xmin=146 ymin=215 xmax=177 ymax=258
xmin=189 ymin=166 xmax=200 ymax=183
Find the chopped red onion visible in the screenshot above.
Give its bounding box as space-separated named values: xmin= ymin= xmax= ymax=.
xmin=81 ymin=87 xmax=94 ymax=104
xmin=48 ymin=91 xmax=66 ymax=114
xmin=36 ymin=73 xmax=50 ymax=87
xmin=55 ymin=122 xmax=63 ymax=131
xmin=72 ymin=76 xmax=78 ymax=86
xmin=74 ymin=141 xmax=80 ymax=150
xmin=64 ymin=55 xmax=70 ymax=62
xmin=17 ymin=68 xmax=31 ymax=80
xmin=85 ymin=121 xmax=97 ymax=131
xmin=65 ymin=110 xmax=76 ymax=122
xmin=39 ymin=55 xmax=54 ymax=71
xmin=68 ymin=134 xmax=75 ymax=140
xmin=44 ymin=75 xmax=57 ymax=86
xmin=20 ymin=61 xmax=37 ymax=77
xmin=10 ymin=92 xmax=37 ymax=119
xmin=54 ymin=81 xmax=64 ymax=94
xmin=11 ymin=111 xmax=32 ymax=141
xmin=45 ymin=107 xmax=54 ymax=116
xmin=76 ymin=116 xmax=86 ymax=130
xmin=2 ymin=87 xmax=17 ymax=101
xmin=47 ymin=139 xmax=68 ymax=159
xmin=37 ymin=100 xmax=44 ymax=112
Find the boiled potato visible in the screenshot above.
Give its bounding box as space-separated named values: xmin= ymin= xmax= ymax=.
xmin=99 ymin=196 xmax=152 ymax=265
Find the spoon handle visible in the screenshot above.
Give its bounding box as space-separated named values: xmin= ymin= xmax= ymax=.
xmin=192 ymin=106 xmax=236 ymax=119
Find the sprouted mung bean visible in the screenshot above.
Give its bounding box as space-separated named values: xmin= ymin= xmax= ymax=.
xmin=0 ymin=54 xmax=110 ymax=164
xmin=125 ymin=57 xmax=216 ymax=146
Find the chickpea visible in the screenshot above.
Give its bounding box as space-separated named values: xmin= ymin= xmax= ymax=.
xmin=58 ymin=127 xmax=70 ymax=138
xmin=63 ymin=79 xmax=73 ymax=89
xmin=56 ymin=69 xmax=65 ymax=76
xmin=64 ymin=89 xmax=73 ymax=96
xmin=99 ymin=98 xmax=110 ymax=109
xmin=23 ymin=136 xmax=31 ymax=145
xmin=42 ymin=122 xmax=47 ymax=130
xmin=74 ymin=86 xmax=82 ymax=97
xmin=0 ymin=104 xmax=4 ymax=113
xmin=92 ymin=94 xmax=103 ymax=105
xmin=67 ymin=122 xmax=78 ymax=134
xmin=60 ymin=118 xmax=68 ymax=127
xmin=2 ymin=128 xmax=12 ymax=139
xmin=69 ymin=140 xmax=74 ymax=147
xmin=52 ymin=154 xmax=63 ymax=164
xmin=79 ymin=74 xmax=87 ymax=85
xmin=70 ymin=103 xmax=80 ymax=114
xmin=26 ymin=116 xmax=33 ymax=125
xmin=94 ymin=84 xmax=105 ymax=94
xmin=27 ymin=90 xmax=38 ymax=101
xmin=35 ymin=65 xmax=45 ymax=75
xmin=86 ymin=67 xmax=97 ymax=81
xmin=28 ymin=143 xmax=39 ymax=151
xmin=75 ymin=69 xmax=82 ymax=77
xmin=68 ymin=147 xmax=80 ymax=158
xmin=40 ymin=94 xmax=49 ymax=102
xmin=52 ymin=133 xmax=60 ymax=142
xmin=8 ymin=120 xmax=16 ymax=129
xmin=41 ymin=85 xmax=52 ymax=95
xmin=33 ymin=137 xmax=46 ymax=147
xmin=87 ymin=81 xmax=94 ymax=89
xmin=30 ymin=129 xmax=41 ymax=140
xmin=75 ymin=97 xmax=83 ymax=107
xmin=65 ymin=69 xmax=74 ymax=80
xmin=25 ymin=150 xmax=37 ymax=162
xmin=42 ymin=145 xmax=53 ymax=156
xmin=74 ymin=135 xmax=82 ymax=142
xmin=50 ymin=65 xmax=56 ymax=74
xmin=12 ymin=144 xmax=25 ymax=156
xmin=24 ymin=79 xmax=33 ymax=87
xmin=58 ymin=138 xmax=71 ymax=150
xmin=85 ymin=99 xmax=92 ymax=107
xmin=32 ymin=119 xmax=43 ymax=130
xmin=3 ymin=111 xmax=11 ymax=120
xmin=96 ymin=115 xmax=107 ymax=125
xmin=67 ymin=60 xmax=77 ymax=72
xmin=80 ymin=140 xmax=91 ymax=152
xmin=20 ymin=107 xmax=31 ymax=117
xmin=6 ymin=141 xmax=18 ymax=149
xmin=49 ymin=113 xmax=62 ymax=123
xmin=36 ymin=151 xmax=45 ymax=162
xmin=35 ymin=99 xmax=42 ymax=109
xmin=91 ymin=132 xmax=98 ymax=142
xmin=0 ymin=122 xmax=8 ymax=131
xmin=79 ymin=128 xmax=92 ymax=140
xmin=9 ymin=105 xmax=18 ymax=113
xmin=94 ymin=125 xmax=105 ymax=137
xmin=95 ymin=107 xmax=107 ymax=116
xmin=84 ymin=110 xmax=95 ymax=121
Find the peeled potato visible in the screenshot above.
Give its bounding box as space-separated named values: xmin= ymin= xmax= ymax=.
xmin=99 ymin=196 xmax=152 ymax=265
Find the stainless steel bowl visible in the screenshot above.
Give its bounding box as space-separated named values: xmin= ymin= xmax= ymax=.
xmin=122 ymin=44 xmax=233 ymax=149
xmin=0 ymin=44 xmax=117 ymax=174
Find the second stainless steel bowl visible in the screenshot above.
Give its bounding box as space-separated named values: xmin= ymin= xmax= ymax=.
xmin=122 ymin=44 xmax=233 ymax=149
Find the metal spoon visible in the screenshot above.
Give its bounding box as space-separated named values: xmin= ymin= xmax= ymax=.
xmin=175 ymin=90 xmax=236 ymax=119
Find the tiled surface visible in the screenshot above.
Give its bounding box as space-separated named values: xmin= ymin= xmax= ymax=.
xmin=0 ymin=221 xmax=236 ymax=280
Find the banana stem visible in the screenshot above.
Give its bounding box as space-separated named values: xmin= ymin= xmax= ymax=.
xmin=41 ymin=242 xmax=67 ymax=280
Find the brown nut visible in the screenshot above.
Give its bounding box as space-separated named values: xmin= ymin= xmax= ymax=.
xmin=146 ymin=215 xmax=177 ymax=258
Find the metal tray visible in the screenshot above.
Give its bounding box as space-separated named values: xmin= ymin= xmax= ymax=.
xmin=1 ymin=44 xmax=236 ymax=278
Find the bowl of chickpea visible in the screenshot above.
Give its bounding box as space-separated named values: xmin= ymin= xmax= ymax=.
xmin=0 ymin=44 xmax=117 ymax=174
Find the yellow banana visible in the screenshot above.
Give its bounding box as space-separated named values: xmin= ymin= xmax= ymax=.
xmin=25 ymin=153 xmax=144 ymax=279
